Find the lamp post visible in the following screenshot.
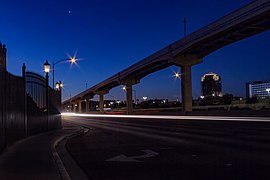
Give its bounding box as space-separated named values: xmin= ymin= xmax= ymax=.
xmin=43 ymin=60 xmax=50 ymax=131
xmin=55 ymin=81 xmax=63 ymax=112
xmin=52 ymin=57 xmax=76 ymax=89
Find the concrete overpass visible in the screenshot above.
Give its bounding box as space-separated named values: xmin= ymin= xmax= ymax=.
xmin=63 ymin=0 xmax=270 ymax=114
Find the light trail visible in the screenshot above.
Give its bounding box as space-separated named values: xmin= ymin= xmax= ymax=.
xmin=61 ymin=113 xmax=270 ymax=122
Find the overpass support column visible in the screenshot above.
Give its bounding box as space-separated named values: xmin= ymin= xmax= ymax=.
xmin=99 ymin=94 xmax=104 ymax=113
xmin=95 ymin=90 xmax=109 ymax=114
xmin=78 ymin=100 xmax=82 ymax=113
xmin=126 ymin=84 xmax=133 ymax=115
xmin=170 ymin=54 xmax=203 ymax=114
xmin=181 ymin=65 xmax=192 ymax=113
xmin=85 ymin=98 xmax=90 ymax=113
xmin=73 ymin=103 xmax=76 ymax=113
xmin=122 ymin=79 xmax=140 ymax=115
xmin=68 ymin=104 xmax=72 ymax=112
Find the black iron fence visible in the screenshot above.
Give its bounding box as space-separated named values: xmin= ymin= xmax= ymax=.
xmin=0 ymin=65 xmax=62 ymax=152
xmin=26 ymin=71 xmax=61 ymax=135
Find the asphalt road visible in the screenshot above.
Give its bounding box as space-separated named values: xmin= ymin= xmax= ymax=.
xmin=62 ymin=115 xmax=270 ymax=180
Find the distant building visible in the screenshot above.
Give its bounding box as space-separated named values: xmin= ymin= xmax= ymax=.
xmin=246 ymin=81 xmax=270 ymax=99
xmin=201 ymin=72 xmax=222 ymax=97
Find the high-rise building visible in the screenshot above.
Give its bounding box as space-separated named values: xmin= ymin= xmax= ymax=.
xmin=201 ymin=72 xmax=222 ymax=97
xmin=246 ymin=81 xmax=270 ymax=99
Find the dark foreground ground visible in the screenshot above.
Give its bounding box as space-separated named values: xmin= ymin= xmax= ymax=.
xmin=64 ymin=115 xmax=270 ymax=180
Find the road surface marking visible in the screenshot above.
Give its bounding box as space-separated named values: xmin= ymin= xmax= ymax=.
xmin=106 ymin=149 xmax=159 ymax=162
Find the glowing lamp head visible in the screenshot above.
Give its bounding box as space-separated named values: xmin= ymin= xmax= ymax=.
xmin=44 ymin=60 xmax=50 ymax=73
xmin=70 ymin=57 xmax=76 ymax=64
xmin=59 ymin=81 xmax=64 ymax=88
xmin=55 ymin=81 xmax=60 ymax=90
xmin=174 ymin=72 xmax=181 ymax=79
xmin=122 ymin=86 xmax=126 ymax=91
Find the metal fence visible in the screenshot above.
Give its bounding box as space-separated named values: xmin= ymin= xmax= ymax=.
xmin=26 ymin=72 xmax=47 ymax=109
xmin=0 ymin=66 xmax=62 ymax=152
xmin=26 ymin=71 xmax=61 ymax=135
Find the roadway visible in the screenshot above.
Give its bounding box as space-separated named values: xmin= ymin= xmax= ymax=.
xmin=62 ymin=114 xmax=270 ymax=180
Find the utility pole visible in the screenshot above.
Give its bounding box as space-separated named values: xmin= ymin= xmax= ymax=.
xmin=183 ymin=17 xmax=187 ymax=39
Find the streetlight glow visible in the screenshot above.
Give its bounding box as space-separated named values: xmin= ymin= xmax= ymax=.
xmin=55 ymin=81 xmax=60 ymax=90
xmin=52 ymin=52 xmax=79 ymax=89
xmin=44 ymin=60 xmax=50 ymax=73
xmin=70 ymin=57 xmax=76 ymax=64
xmin=60 ymin=81 xmax=64 ymax=88
xmin=174 ymin=72 xmax=181 ymax=79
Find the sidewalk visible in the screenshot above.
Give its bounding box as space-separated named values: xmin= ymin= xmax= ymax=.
xmin=0 ymin=123 xmax=82 ymax=180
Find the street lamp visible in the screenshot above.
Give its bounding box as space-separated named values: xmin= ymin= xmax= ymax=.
xmin=174 ymin=72 xmax=181 ymax=79
xmin=59 ymin=81 xmax=63 ymax=88
xmin=55 ymin=81 xmax=60 ymax=90
xmin=52 ymin=55 xmax=77 ymax=89
xmin=43 ymin=60 xmax=50 ymax=132
xmin=56 ymin=81 xmax=64 ymax=91
xmin=44 ymin=60 xmax=51 ymax=74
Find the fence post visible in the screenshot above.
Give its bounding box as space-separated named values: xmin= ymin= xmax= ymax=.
xmin=0 ymin=43 xmax=7 ymax=149
xmin=22 ymin=63 xmax=27 ymax=137
xmin=46 ymin=73 xmax=49 ymax=131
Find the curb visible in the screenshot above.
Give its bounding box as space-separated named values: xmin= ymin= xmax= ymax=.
xmin=51 ymin=127 xmax=89 ymax=180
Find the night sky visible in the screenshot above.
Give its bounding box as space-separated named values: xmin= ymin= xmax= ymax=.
xmin=1 ymin=0 xmax=270 ymax=101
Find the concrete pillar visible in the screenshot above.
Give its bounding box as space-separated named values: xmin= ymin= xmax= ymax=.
xmin=73 ymin=103 xmax=77 ymax=113
xmin=126 ymin=84 xmax=133 ymax=114
xmin=85 ymin=98 xmax=90 ymax=113
xmin=69 ymin=104 xmax=72 ymax=112
xmin=121 ymin=79 xmax=140 ymax=115
xmin=99 ymin=94 xmax=104 ymax=113
xmin=170 ymin=55 xmax=202 ymax=114
xmin=181 ymin=65 xmax=192 ymax=113
xmin=94 ymin=90 xmax=108 ymax=114
xmin=78 ymin=100 xmax=82 ymax=113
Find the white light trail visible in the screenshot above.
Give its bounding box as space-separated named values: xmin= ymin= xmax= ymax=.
xmin=61 ymin=113 xmax=270 ymax=122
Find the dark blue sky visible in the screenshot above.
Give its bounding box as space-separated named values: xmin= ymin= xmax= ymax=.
xmin=1 ymin=0 xmax=270 ymax=101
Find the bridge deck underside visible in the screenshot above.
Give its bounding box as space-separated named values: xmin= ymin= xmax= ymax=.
xmin=184 ymin=12 xmax=270 ymax=57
